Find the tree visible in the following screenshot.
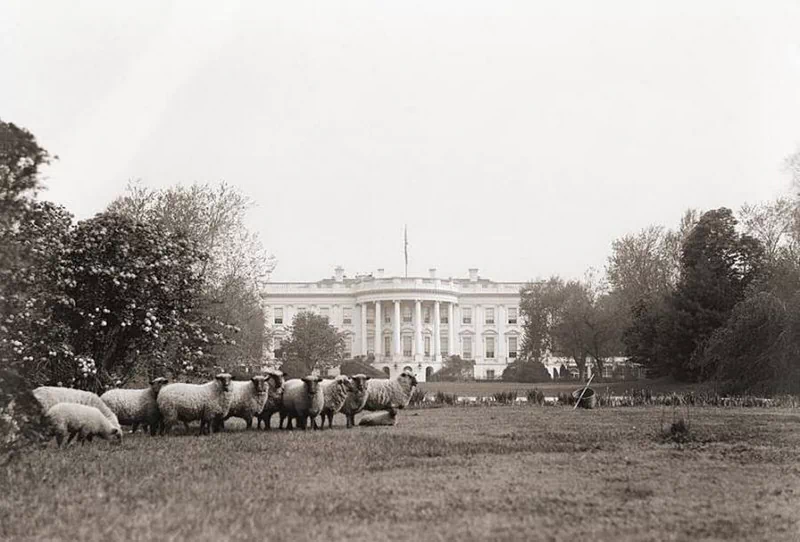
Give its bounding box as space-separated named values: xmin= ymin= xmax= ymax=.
xmin=501 ymin=359 xmax=551 ymax=382
xmin=428 ymin=355 xmax=474 ymax=382
xmin=108 ymin=180 xmax=276 ymax=367
xmin=738 ymin=198 xmax=799 ymax=262
xmin=667 ymin=208 xmax=766 ymax=380
xmin=275 ymin=312 xmax=346 ymax=377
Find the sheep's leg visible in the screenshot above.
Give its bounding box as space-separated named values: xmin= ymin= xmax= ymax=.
xmin=131 ymin=422 xmax=139 ymax=434
xmin=56 ymin=432 xmax=64 ymax=448
xmin=245 ymin=416 xmax=252 ymax=430
xmin=346 ymin=414 xmax=354 ymax=429
xmin=326 ymin=412 xmax=334 ymax=429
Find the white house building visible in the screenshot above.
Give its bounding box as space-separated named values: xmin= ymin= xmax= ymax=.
xmin=261 ymin=267 xmax=526 ymax=382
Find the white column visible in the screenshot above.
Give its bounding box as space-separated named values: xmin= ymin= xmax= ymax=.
xmin=474 ymin=304 xmax=482 ymax=362
xmin=497 ymin=305 xmax=505 ymax=362
xmin=451 ymin=303 xmax=458 ymax=356
xmin=374 ymin=301 xmax=381 ymax=360
xmin=414 ymin=300 xmax=422 ymax=362
xmin=433 ymin=301 xmax=441 ymax=361
xmin=393 ymin=300 xmax=401 ymax=358
xmin=448 ymin=303 xmax=456 ymax=357
xmin=360 ymin=303 xmax=367 ymax=356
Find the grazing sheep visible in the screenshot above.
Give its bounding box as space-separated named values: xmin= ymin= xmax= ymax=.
xmin=317 ymin=375 xmax=355 ymax=429
xmin=213 ymin=375 xmax=272 ymax=431
xmin=45 ymin=403 xmax=123 ymax=447
xmin=363 ymin=371 xmax=418 ymax=415
xmin=33 ymin=386 xmax=121 ymax=430
xmin=339 ymin=374 xmax=371 ymax=429
xmin=100 ymin=377 xmax=169 ymax=436
xmin=157 ymin=373 xmax=233 ymax=435
xmin=358 ymin=410 xmax=397 ymax=427
xmin=279 ymin=376 xmax=323 ymax=430
xmin=255 ymin=370 xmax=285 ymax=430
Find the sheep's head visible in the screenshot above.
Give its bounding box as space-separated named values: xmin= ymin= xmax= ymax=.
xmin=251 ymin=375 xmax=268 ymax=395
xmin=398 ymin=372 xmax=418 ymax=391
xmin=301 ymin=375 xmax=322 ymax=396
xmin=215 ymin=373 xmax=233 ymax=392
xmin=336 ymin=375 xmax=355 ymax=393
xmin=107 ymin=426 xmax=123 ymax=442
xmin=149 ymin=377 xmax=169 ymax=396
xmin=351 ymin=374 xmax=370 ymax=392
xmin=266 ymin=372 xmax=284 ymax=395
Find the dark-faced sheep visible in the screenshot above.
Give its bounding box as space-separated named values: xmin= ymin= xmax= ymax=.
xmin=339 ymin=374 xmax=371 ymax=429
xmin=279 ymin=376 xmax=323 ymax=430
xmin=157 ymin=373 xmax=233 ymax=435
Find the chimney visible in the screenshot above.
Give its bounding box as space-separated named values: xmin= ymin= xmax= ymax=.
xmin=334 ymin=266 xmax=344 ymax=282
xmin=429 ymin=268 xmax=437 ymax=278
xmin=468 ymin=268 xmax=479 ymax=282
xmin=376 ymin=268 xmax=385 ymax=278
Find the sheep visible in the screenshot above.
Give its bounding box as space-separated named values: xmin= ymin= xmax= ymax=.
xmin=278 ymin=376 xmax=323 ymax=430
xmin=213 ymin=374 xmax=276 ymax=431
xmin=156 ymin=373 xmax=233 ymax=435
xmin=358 ymin=410 xmax=397 ymax=427
xmin=338 ymin=374 xmax=371 ymax=429
xmin=363 ymin=371 xmax=418 ymax=415
xmin=100 ymin=377 xmax=169 ymax=436
xmin=317 ymin=375 xmax=355 ymax=429
xmin=45 ymin=403 xmax=123 ymax=447
xmin=256 ymin=370 xmax=285 ymax=430
xmin=33 ymin=386 xmax=121 ymax=430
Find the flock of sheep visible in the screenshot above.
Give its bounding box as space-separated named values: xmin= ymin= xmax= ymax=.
xmin=32 ymin=370 xmax=419 ymax=447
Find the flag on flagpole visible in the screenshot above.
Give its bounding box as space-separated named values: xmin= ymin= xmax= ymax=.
xmin=404 ymin=225 xmax=408 ymax=278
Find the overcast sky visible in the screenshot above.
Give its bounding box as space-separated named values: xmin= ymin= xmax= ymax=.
xmin=2 ymin=1 xmax=799 ymax=283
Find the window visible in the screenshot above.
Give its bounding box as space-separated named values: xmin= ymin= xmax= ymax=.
xmin=603 ymin=365 xmax=613 ymax=379
xmin=424 ymin=336 xmax=431 ymax=356
xmin=508 ymin=337 xmax=518 ymax=358
xmin=320 ymin=307 xmax=330 ymax=320
xmin=462 ymin=308 xmax=472 ymax=324
xmin=485 ymin=308 xmax=495 ymax=325
xmin=486 ymin=337 xmax=495 ymax=359
xmin=367 ymin=337 xmax=374 ymax=355
xmin=441 ymin=312 xmax=448 ymax=324
xmin=402 ymin=336 xmax=412 ymax=357
xmin=486 ymin=370 xmax=495 ymax=380
xmin=366 ymin=308 xmax=375 ymax=324
xmin=384 ymin=336 xmax=391 ymax=356
xmin=342 ymin=307 xmax=352 ymax=325
xmin=402 ymin=306 xmax=412 ymax=323
xmin=384 ymin=311 xmax=391 ymax=324
xmin=507 ymin=307 xmax=518 ymax=324
xmin=440 ymin=336 xmax=449 ymax=357
xmin=344 ymin=337 xmax=352 ymax=358
xmin=462 ymin=338 xmax=472 ymax=359
xmin=424 ymin=307 xmax=431 ymax=324
xmin=273 ymin=307 xmax=283 ymax=325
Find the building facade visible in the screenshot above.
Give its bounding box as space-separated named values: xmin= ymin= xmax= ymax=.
xmin=261 ymin=267 xmax=526 ymax=382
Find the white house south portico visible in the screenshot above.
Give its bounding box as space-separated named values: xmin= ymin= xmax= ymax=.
xmin=262 ymin=267 xmax=525 ymax=382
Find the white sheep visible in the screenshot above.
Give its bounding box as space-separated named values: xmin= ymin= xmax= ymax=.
xmin=100 ymin=377 xmax=169 ymax=436
xmin=33 ymin=386 xmax=121 ymax=430
xmin=157 ymin=373 xmax=233 ymax=435
xmin=338 ymin=374 xmax=371 ymax=429
xmin=363 ymin=371 xmax=418 ymax=415
xmin=317 ymin=375 xmax=355 ymax=429
xmin=358 ymin=410 xmax=397 ymax=426
xmin=214 ymin=374 xmax=279 ymax=431
xmin=278 ymin=376 xmax=323 ymax=430
xmin=256 ymin=370 xmax=286 ymax=430
xmin=45 ymin=403 xmax=123 ymax=447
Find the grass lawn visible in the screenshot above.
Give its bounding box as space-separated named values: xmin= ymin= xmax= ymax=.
xmin=1 ymin=405 xmax=799 ymax=541
xmin=420 ymin=377 xmax=711 ymax=398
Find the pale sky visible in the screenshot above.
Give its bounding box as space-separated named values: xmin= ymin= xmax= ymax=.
xmin=2 ymin=1 xmax=799 ymax=283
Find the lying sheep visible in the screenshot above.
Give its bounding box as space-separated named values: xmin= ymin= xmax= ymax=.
xmin=45 ymin=403 xmax=123 ymax=447
xmin=317 ymin=375 xmax=355 ymax=429
xmin=338 ymin=374 xmax=371 ymax=429
xmin=157 ymin=373 xmax=233 ymax=435
xmin=214 ymin=373 xmax=281 ymax=431
xmin=100 ymin=377 xmax=169 ymax=436
xmin=33 ymin=386 xmax=121 ymax=430
xmin=256 ymin=370 xmax=285 ymax=430
xmin=363 ymin=371 xmax=418 ymax=415
xmin=279 ymin=376 xmax=323 ymax=430
xmin=358 ymin=410 xmax=397 ymax=427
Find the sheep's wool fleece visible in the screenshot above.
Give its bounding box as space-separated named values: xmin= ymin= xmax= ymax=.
xmin=100 ymin=388 xmax=159 ymax=426
xmin=281 ymin=379 xmax=324 ymax=418
xmin=228 ymin=380 xmax=269 ymax=418
xmin=340 ymin=387 xmax=369 ymax=417
xmin=320 ymin=377 xmax=350 ymax=414
xmin=358 ymin=411 xmax=397 ymax=426
xmin=157 ymin=381 xmax=233 ymax=423
xmin=33 ymin=387 xmax=120 ymax=428
xmin=364 ymin=378 xmax=414 ymax=411
xmin=46 ymin=403 xmax=118 ymax=439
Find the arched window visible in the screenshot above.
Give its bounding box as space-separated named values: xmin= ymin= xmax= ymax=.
xmin=382 ymin=367 xmax=390 ymax=376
